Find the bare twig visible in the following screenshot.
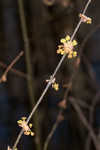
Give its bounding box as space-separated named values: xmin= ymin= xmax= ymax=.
xmin=43 ymin=67 xmax=77 ymax=150
xmin=44 ymin=110 xmax=63 ymax=150
xmin=0 ymin=51 xmax=24 ymax=83
xmin=0 ymin=60 xmax=28 ymax=79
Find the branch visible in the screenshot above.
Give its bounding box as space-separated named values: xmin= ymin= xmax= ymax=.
xmin=0 ymin=51 xmax=24 ymax=83
xmin=12 ymin=0 xmax=92 ymax=149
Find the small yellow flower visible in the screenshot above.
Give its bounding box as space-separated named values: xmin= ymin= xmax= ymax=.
xmin=60 ymin=35 xmax=71 ymax=43
xmin=29 ymin=123 xmax=32 ymax=128
xmin=60 ymin=38 xmax=66 ymax=43
xmin=57 ymin=49 xmax=65 ymax=55
xmin=17 ymin=117 xmax=34 ymax=136
xmin=58 ymin=45 xmax=63 ymax=49
xmin=73 ymin=51 xmax=77 ymax=57
xmin=22 ymin=117 xmax=27 ymax=120
xmin=60 ymin=50 xmax=65 ymax=55
xmin=86 ymin=18 xmax=92 ymax=24
xmin=52 ymin=83 xmax=59 ymax=91
xmin=65 ymin=35 xmax=70 ymax=41
xmin=72 ymin=40 xmax=78 ymax=46
xmin=17 ymin=120 xmax=22 ymax=124
xmin=57 ymin=49 xmax=61 ymax=54
xmin=31 ymin=132 xmax=35 ymax=136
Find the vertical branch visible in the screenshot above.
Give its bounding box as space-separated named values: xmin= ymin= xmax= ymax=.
xmin=17 ymin=0 xmax=41 ymax=150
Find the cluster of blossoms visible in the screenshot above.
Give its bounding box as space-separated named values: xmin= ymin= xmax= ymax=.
xmin=46 ymin=76 xmax=59 ymax=91
xmin=57 ymin=35 xmax=78 ymax=59
xmin=79 ymin=13 xmax=92 ymax=24
xmin=57 ymin=14 xmax=92 ymax=59
xmin=17 ymin=117 xmax=34 ymax=136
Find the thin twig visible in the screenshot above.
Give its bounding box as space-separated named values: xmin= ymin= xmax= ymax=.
xmin=44 ymin=110 xmax=62 ymax=150
xmin=69 ymin=97 xmax=99 ymax=150
xmin=76 ymin=99 xmax=90 ymax=109
xmin=85 ymin=91 xmax=100 ymax=150
xmin=12 ymin=0 xmax=92 ymax=149
xmin=0 ymin=51 xmax=24 ymax=83
xmin=80 ymin=24 xmax=100 ymax=57
xmin=0 ymin=60 xmax=28 ymax=79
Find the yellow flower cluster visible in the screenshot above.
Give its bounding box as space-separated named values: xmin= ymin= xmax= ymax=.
xmin=57 ymin=35 xmax=77 ymax=59
xmin=79 ymin=13 xmax=92 ymax=24
xmin=46 ymin=76 xmax=59 ymax=91
xmin=52 ymin=82 xmax=59 ymax=91
xmin=17 ymin=117 xmax=34 ymax=136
